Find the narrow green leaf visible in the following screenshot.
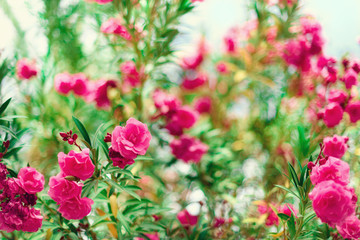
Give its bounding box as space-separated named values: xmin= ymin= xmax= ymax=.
xmin=0 ymin=98 xmax=11 ymax=115
xmin=72 ymin=116 xmax=91 ymax=147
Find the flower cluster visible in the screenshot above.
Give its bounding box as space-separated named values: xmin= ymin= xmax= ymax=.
xmin=106 ymin=118 xmax=152 ymax=169
xmin=54 ymin=72 xmax=117 ymax=109
xmin=48 ymin=148 xmax=95 ymax=220
xmin=100 ymin=17 xmax=131 ymax=40
xmin=309 ymin=152 xmax=360 ymax=238
xmin=120 ymin=61 xmax=143 ymax=89
xmin=0 ymin=166 xmax=44 ymax=232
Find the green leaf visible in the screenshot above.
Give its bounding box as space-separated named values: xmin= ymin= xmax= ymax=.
xmin=288 ymin=162 xmax=300 ymax=188
xmin=287 ymin=213 xmax=296 ymax=238
xmin=0 ymin=98 xmax=11 ymax=115
xmin=0 ymin=125 xmax=18 ymax=139
xmin=135 ymin=156 xmax=153 ymax=161
xmin=72 ymin=116 xmax=91 ymax=147
xmin=275 ymin=185 xmax=300 ymax=199
xmin=278 ymin=213 xmax=290 ymax=221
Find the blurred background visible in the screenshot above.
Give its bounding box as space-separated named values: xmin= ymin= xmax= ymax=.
xmin=1 ymin=0 xmax=360 ymax=59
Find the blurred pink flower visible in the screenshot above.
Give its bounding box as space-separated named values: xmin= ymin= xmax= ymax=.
xmin=322 ymin=102 xmax=343 ymax=128
xmin=16 ymin=58 xmax=38 ymax=80
xmin=177 ymin=209 xmax=198 ymax=226
xmin=170 ymin=135 xmax=208 ymax=163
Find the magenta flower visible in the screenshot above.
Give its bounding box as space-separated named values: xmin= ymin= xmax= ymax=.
xmin=323 ymin=135 xmax=349 ymax=158
xmin=310 ymin=157 xmax=349 ymax=186
xmin=54 ymin=72 xmax=74 ymax=95
xmin=152 ymin=89 xmax=181 ymax=116
xmin=169 ymin=106 xmax=198 ymax=129
xmin=94 ymin=0 xmax=113 ymax=4
xmin=216 ymin=62 xmax=229 ymax=74
xmin=342 ymin=69 xmax=358 ymax=89
xmin=309 ymin=180 xmax=356 ymax=226
xmin=257 ymin=203 xmax=279 ymax=226
xmin=170 ymin=135 xmax=208 ymax=163
xmin=16 ymin=58 xmax=37 ymax=80
xmin=58 ymin=196 xmax=94 ymax=220
xmin=177 ymin=209 xmax=198 ymax=227
xmin=101 ymin=18 xmax=131 ymax=40
xmin=182 ymin=73 xmax=207 ymax=90
xmin=72 ymin=73 xmax=89 ymax=96
xmin=109 ymin=147 xmax=135 ymax=169
xmin=18 ymin=167 xmax=45 ymax=194
xmin=111 ymin=118 xmax=152 ymax=160
xmin=345 ymin=101 xmax=360 ymax=123
xmin=181 ymin=53 xmax=204 ymax=70
xmin=194 ymin=97 xmax=212 ymax=114
xmin=120 ymin=61 xmax=142 ymax=88
xmin=21 ymin=208 xmax=43 ymax=232
xmin=58 ymin=148 xmax=95 ymax=181
xmin=91 ymin=79 xmax=117 ymax=110
xmin=328 ymin=89 xmax=348 ymax=104
xmin=336 ymin=215 xmax=360 ymax=240
xmin=48 ymin=173 xmax=83 ymax=203
xmin=322 ymin=102 xmax=343 ymax=128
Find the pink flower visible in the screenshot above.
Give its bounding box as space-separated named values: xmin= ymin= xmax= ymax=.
xmin=136 ymin=233 xmax=160 ymax=240
xmin=169 ymin=106 xmax=198 ymax=129
xmin=170 ymin=135 xmax=208 ymax=163
xmin=177 ymin=209 xmax=198 ymax=227
xmin=282 ymin=38 xmax=311 ymax=72
xmin=72 ymin=73 xmax=89 ymax=96
xmin=310 ymin=157 xmax=349 ymax=186
xmin=16 ymin=58 xmax=37 ymax=80
xmin=309 ymin=180 xmax=356 ymax=226
xmin=58 ymin=149 xmax=95 ymax=181
xmin=328 ymin=89 xmax=348 ymax=104
xmin=101 ymin=18 xmax=131 ymax=40
xmin=58 ymin=196 xmax=94 ymax=220
xmin=0 ymin=201 xmax=29 ymax=231
xmin=194 ymin=97 xmax=212 ymax=114
xmin=48 ymin=173 xmax=83 ymax=203
xmin=182 ymin=73 xmax=207 ymax=90
xmin=18 ymin=167 xmax=45 ymax=194
xmin=322 ymin=102 xmax=343 ymax=128
xmin=109 ymin=147 xmax=135 ymax=169
xmin=216 ymin=62 xmax=229 ymax=74
xmin=336 ymin=215 xmax=360 ymax=240
xmin=111 ymin=118 xmax=152 ymax=160
xmin=257 ymin=203 xmax=279 ymax=226
xmin=54 ymin=72 xmax=73 ymax=95
xmin=120 ymin=61 xmax=142 ymax=87
xmin=278 ymin=204 xmax=297 ymax=218
xmin=94 ymin=0 xmax=113 ymax=4
xmin=152 ymin=89 xmax=181 ymax=116
xmin=342 ymin=69 xmax=358 ymax=89
xmin=89 ymin=79 xmax=117 ymax=109
xmin=181 ymin=53 xmax=204 ymax=70
xmin=21 ymin=208 xmax=43 ymax=232
xmin=345 ymin=101 xmax=360 ymax=123
xmin=323 ymin=135 xmax=349 ymax=158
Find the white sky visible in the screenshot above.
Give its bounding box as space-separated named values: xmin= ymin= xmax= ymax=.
xmin=0 ymin=0 xmax=359 ymax=58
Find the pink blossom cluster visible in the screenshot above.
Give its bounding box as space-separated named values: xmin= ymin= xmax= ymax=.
xmin=105 ymin=118 xmax=152 ymax=169
xmin=100 ymin=18 xmax=131 ymax=40
xmin=0 ymin=165 xmax=44 ymax=232
xmin=48 ymin=148 xmax=95 ymax=220
xmin=120 ymin=61 xmax=143 ymax=89
xmin=54 ymin=72 xmax=117 ymax=110
xmin=16 ymin=58 xmax=38 ymax=80
xmin=177 ymin=209 xmax=198 ymax=227
xmin=257 ymin=202 xmax=297 ymax=226
xmin=308 ymin=155 xmax=360 ymax=238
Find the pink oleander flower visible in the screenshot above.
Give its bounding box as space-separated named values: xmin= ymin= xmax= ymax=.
xmin=181 ymin=53 xmax=204 ymax=70
xmin=278 ymin=204 xmax=298 ymax=218
xmin=336 ymin=215 xmax=360 ymax=240
xmin=111 ymin=118 xmax=152 ymax=160
xmin=18 ymin=167 xmax=45 ymax=194
xmin=152 ymin=89 xmax=181 ymax=116
xmin=94 ymin=0 xmax=113 ymax=4
xmin=109 ymin=147 xmax=135 ymax=169
xmin=58 ymin=148 xmax=95 ymax=181
xmin=72 ymin=73 xmax=89 ymax=96
xmin=283 ymin=38 xmax=311 ymax=72
xmin=328 ymin=89 xmax=348 ymax=104
xmin=216 ymin=62 xmax=229 ymax=74
xmin=135 ymin=233 xmax=160 ymax=240
xmin=54 ymin=72 xmax=74 ymax=95
xmin=48 ymin=173 xmax=83 ymax=203
xmin=120 ymin=61 xmax=142 ymax=88
xmin=89 ymin=79 xmax=117 ymax=109
xmin=21 ymin=208 xmax=43 ymax=232
xmin=182 ymin=73 xmax=207 ymax=90
xmin=309 ymin=180 xmax=356 ymax=226
xmin=323 ymin=135 xmax=349 ymax=158
xmin=257 ymin=203 xmax=279 ymax=226
xmin=16 ymin=58 xmax=38 ymax=80
xmin=101 ymin=18 xmax=131 ymax=40
xmin=310 ymin=157 xmax=349 ymax=186
xmin=4 ymin=178 xmax=23 ymax=198
xmin=224 ymin=27 xmax=239 ymax=53
xmin=345 ymin=101 xmax=360 ymax=123
xmin=58 ymin=196 xmax=94 ymax=220
xmin=322 ymin=102 xmax=343 ymax=128
xmin=169 ymin=106 xmax=198 ymax=130
xmin=194 ymin=96 xmax=212 ymax=114
xmin=342 ymin=69 xmax=358 ymax=89
xmin=170 ymin=135 xmax=208 ymax=163
xmin=165 ymin=121 xmax=184 ymax=136
xmin=177 ymin=209 xmax=198 ymax=227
